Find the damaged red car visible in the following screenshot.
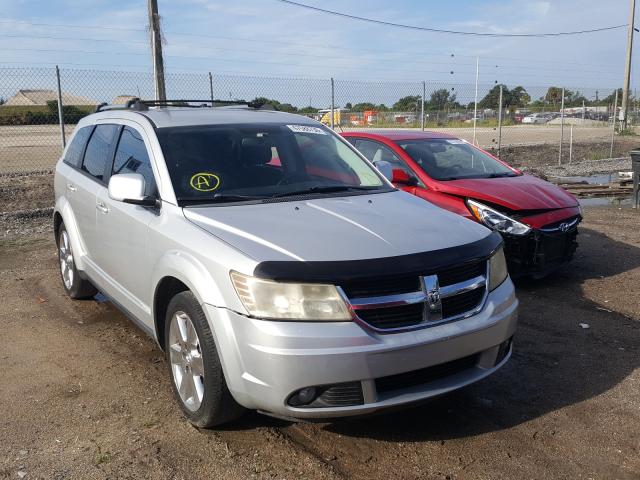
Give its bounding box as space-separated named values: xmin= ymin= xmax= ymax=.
xmin=343 ymin=131 xmax=582 ymax=278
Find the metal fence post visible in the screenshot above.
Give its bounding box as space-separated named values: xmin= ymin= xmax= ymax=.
xmin=611 ymin=89 xmax=619 ymax=158
xmin=208 ymin=72 xmax=214 ymax=104
xmin=330 ymin=77 xmax=335 ymax=130
xmin=421 ymin=81 xmax=425 ymax=131
xmin=497 ymin=85 xmax=503 ymax=158
xmin=559 ymin=87 xmax=565 ymax=165
xmin=569 ymin=125 xmax=574 ymax=163
xmin=55 ymin=65 xmax=66 ymax=148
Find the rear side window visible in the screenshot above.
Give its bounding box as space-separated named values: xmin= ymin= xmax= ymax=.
xmin=112 ymin=127 xmax=156 ymax=196
xmin=82 ymin=124 xmax=119 ymax=182
xmin=64 ymin=126 xmax=93 ymax=168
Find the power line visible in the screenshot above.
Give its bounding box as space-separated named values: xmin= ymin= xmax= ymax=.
xmin=274 ymin=0 xmax=627 ymax=37
xmin=0 ymin=20 xmax=627 ymax=68
xmin=0 ymin=36 xmax=625 ymax=77
xmin=0 ymin=47 xmax=623 ymax=80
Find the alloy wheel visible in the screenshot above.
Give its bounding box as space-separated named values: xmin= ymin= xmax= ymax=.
xmin=59 ymin=230 xmax=74 ymax=290
xmin=168 ymin=311 xmax=205 ymax=412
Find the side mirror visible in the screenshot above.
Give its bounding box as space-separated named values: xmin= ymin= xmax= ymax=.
xmin=392 ymin=168 xmax=418 ymax=186
xmin=373 ymin=160 xmax=393 ymax=182
xmin=108 ymin=173 xmax=156 ymax=206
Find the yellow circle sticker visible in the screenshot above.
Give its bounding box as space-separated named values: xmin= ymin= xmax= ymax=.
xmin=190 ymin=172 xmax=220 ymax=192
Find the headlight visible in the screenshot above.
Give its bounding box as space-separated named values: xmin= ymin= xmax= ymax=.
xmin=467 ymin=199 xmax=531 ymax=236
xmin=488 ymin=247 xmax=508 ymax=291
xmin=230 ymin=271 xmax=352 ymax=321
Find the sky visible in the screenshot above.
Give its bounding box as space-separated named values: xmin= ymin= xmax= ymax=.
xmin=0 ymin=0 xmax=635 ymax=106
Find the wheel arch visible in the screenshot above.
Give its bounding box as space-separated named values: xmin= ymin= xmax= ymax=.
xmin=150 ymin=250 xmax=232 ymax=350
xmin=153 ymin=276 xmax=190 ymax=350
xmin=53 ymin=200 xmax=88 ymax=271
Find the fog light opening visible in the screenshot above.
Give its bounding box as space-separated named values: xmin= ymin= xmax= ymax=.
xmin=288 ymin=387 xmax=318 ymax=407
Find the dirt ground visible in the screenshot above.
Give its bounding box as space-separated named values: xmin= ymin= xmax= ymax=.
xmin=0 ymin=204 xmax=639 ymax=480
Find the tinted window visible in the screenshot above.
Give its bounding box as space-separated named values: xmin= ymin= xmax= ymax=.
xmin=156 ymin=123 xmax=388 ymax=205
xmin=113 ymin=127 xmax=156 ymax=196
xmin=398 ymin=139 xmax=517 ymax=181
xmin=64 ymin=126 xmax=93 ymax=168
xmin=82 ymin=124 xmax=118 ymax=182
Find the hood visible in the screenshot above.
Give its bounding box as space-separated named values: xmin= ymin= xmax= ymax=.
xmin=183 ymin=191 xmax=490 ymax=262
xmin=434 ymin=174 xmax=579 ymax=211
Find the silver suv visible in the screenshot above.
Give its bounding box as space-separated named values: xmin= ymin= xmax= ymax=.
xmin=54 ymin=100 xmax=518 ymax=427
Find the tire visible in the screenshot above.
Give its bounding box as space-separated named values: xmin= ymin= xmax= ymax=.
xmin=164 ymin=291 xmax=245 ymax=427
xmin=57 ymin=223 xmax=98 ymax=299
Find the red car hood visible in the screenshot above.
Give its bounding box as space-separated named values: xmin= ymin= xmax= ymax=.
xmin=434 ymin=174 xmax=579 ymax=211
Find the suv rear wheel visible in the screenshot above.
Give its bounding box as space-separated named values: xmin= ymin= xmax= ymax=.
xmin=165 ymin=291 xmax=244 ymax=427
xmin=57 ymin=223 xmax=98 ymax=299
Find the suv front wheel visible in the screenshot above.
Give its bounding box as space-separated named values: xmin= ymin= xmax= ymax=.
xmin=165 ymin=291 xmax=244 ymax=427
xmin=57 ymin=223 xmax=98 ymax=299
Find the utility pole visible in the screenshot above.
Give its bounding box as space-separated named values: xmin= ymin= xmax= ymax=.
xmin=148 ymin=0 xmax=166 ymax=101
xmin=622 ymin=0 xmax=636 ymax=129
xmin=473 ymin=57 xmax=479 ymax=146
xmin=421 ymin=81 xmax=425 ymax=131
xmin=497 ymin=85 xmax=503 ymax=158
xmin=559 ymin=87 xmax=565 ymax=165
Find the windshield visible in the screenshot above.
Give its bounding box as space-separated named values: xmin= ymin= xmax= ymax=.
xmin=396 ymin=138 xmax=518 ymax=181
xmin=157 ymin=123 xmax=389 ymax=205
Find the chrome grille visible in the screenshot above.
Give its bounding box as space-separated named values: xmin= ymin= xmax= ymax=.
xmin=339 ymin=260 xmax=489 ymax=332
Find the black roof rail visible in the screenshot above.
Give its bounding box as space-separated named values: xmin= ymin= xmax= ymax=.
xmin=125 ymin=99 xmax=271 ymax=110
xmin=95 ymin=102 xmax=133 ymax=113
xmin=95 ymin=98 xmax=274 ymax=113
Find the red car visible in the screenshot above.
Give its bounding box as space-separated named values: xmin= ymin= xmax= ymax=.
xmin=342 ymin=131 xmax=582 ymax=278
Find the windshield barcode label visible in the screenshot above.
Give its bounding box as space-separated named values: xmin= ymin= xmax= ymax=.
xmin=287 ymin=125 xmax=327 ymax=135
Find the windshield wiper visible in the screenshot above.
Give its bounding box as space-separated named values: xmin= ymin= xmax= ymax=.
xmin=271 ymin=185 xmax=379 ymax=198
xmin=486 ymin=172 xmax=517 ymax=178
xmin=181 ymin=193 xmax=264 ymax=205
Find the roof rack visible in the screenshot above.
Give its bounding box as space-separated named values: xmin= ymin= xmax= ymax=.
xmin=95 ymin=98 xmax=270 ymax=113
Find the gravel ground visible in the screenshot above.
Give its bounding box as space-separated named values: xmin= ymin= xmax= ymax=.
xmin=497 ymin=137 xmax=639 ymax=177
xmin=0 ymin=205 xmax=639 ymax=479
xmin=535 ymin=157 xmax=632 ymax=178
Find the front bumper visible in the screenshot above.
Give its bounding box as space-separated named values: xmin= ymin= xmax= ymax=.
xmin=203 ymin=278 xmax=518 ymax=420
xmin=504 ymin=219 xmax=580 ymax=278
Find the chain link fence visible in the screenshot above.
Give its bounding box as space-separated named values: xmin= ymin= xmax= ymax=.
xmin=0 ymin=66 xmax=630 ymax=174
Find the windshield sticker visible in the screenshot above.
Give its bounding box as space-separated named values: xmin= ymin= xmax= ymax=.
xmin=445 ymin=139 xmax=466 ymax=144
xmin=287 ymin=125 xmax=327 ymax=135
xmin=190 ymin=172 xmax=220 ymax=192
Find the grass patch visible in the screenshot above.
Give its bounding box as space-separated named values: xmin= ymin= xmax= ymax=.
xmin=94 ymin=446 xmax=112 ymax=465
xmin=617 ymin=128 xmax=638 ymax=136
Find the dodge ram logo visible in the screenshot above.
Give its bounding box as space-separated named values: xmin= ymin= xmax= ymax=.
xmin=422 ymin=275 xmax=443 ymax=322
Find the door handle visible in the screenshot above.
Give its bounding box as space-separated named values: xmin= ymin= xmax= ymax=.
xmin=96 ymin=201 xmax=109 ymax=214
xmin=67 ymin=183 xmax=77 ymax=192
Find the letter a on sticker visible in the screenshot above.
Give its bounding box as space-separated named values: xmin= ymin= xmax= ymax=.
xmin=190 ymin=173 xmax=220 ymax=192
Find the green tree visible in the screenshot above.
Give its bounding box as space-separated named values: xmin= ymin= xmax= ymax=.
xmin=351 ymin=102 xmax=377 ymax=111
xmin=601 ymin=88 xmax=624 ymax=105
xmin=478 ymin=85 xmax=507 ymax=109
xmin=298 ymin=106 xmax=318 ymax=114
xmin=544 ymin=87 xmax=564 ymax=107
xmin=510 ymin=86 xmax=530 ymax=107
xmin=428 ymin=88 xmax=457 ymax=110
xmin=250 ymin=97 xmax=298 ymax=113
xmin=393 ymin=95 xmax=421 ymax=112
xmin=0 ymin=97 xmax=5 ymax=105
xmin=479 ymin=85 xmax=531 ymax=109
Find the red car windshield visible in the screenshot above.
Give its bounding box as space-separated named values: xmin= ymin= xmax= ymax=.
xmin=397 ymin=139 xmax=518 ymax=181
